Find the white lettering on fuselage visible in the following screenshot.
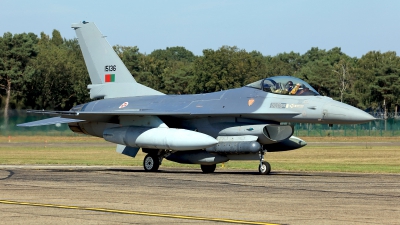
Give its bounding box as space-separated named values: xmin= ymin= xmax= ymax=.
xmin=286 ymin=104 xmax=304 ymax=109
xmin=270 ymin=103 xmax=304 ymax=109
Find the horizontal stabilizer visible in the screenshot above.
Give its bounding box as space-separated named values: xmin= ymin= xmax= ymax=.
xmin=25 ymin=109 xmax=63 ymax=115
xmin=17 ymin=117 xmax=85 ymax=127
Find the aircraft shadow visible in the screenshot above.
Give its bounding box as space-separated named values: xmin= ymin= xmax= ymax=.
xmin=105 ymin=168 xmax=365 ymax=178
xmin=106 ymin=168 xmax=261 ymax=175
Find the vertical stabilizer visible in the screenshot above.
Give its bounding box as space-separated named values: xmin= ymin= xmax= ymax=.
xmin=71 ymin=21 xmax=164 ymax=99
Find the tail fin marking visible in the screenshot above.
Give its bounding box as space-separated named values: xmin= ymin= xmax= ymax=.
xmin=71 ymin=22 xmax=163 ymax=98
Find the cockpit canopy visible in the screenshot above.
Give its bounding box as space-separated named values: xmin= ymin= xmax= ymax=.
xmin=246 ymin=76 xmax=320 ymax=96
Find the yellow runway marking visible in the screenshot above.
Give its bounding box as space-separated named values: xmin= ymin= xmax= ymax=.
xmin=0 ymin=200 xmax=280 ymax=225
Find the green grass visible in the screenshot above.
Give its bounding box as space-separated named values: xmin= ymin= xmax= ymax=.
xmin=1 ymin=136 xmax=399 ymax=173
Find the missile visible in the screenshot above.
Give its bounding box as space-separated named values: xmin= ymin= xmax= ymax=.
xmin=206 ymin=141 xmax=261 ymax=153
xmin=219 ymin=124 xmax=294 ymax=144
xmin=103 ymin=126 xmax=218 ymax=151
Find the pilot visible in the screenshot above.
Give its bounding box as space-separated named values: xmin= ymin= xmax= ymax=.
xmin=279 ymin=81 xmax=294 ymax=94
xmin=285 ymin=81 xmax=294 ymax=92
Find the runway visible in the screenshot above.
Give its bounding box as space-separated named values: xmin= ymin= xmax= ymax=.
xmin=1 ymin=166 xmax=399 ymax=225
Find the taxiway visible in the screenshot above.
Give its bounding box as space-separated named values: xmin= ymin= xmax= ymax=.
xmin=0 ymin=166 xmax=399 ymax=224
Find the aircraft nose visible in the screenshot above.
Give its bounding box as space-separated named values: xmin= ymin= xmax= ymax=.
xmin=324 ymin=102 xmax=376 ymax=124
xmin=350 ymin=107 xmax=376 ymax=123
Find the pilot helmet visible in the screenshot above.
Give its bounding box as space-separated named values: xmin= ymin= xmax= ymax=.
xmin=285 ymin=81 xmax=293 ymax=90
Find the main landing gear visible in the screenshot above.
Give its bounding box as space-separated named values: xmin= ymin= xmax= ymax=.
xmin=259 ymin=151 xmax=271 ymax=175
xmin=143 ymin=149 xmax=171 ymax=172
xmin=143 ymin=154 xmax=160 ymax=172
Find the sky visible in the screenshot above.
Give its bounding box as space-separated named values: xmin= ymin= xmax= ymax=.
xmin=1 ymin=0 xmax=399 ymax=58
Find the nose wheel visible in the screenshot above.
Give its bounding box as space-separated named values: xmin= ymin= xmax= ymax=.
xmin=259 ymin=161 xmax=271 ymax=175
xmin=259 ymin=151 xmax=271 ymax=175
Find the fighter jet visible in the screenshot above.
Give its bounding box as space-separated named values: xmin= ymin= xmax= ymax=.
xmin=18 ymin=21 xmax=376 ymax=175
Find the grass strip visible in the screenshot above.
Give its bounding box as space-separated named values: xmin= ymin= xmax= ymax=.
xmin=0 ymin=136 xmax=399 ymax=173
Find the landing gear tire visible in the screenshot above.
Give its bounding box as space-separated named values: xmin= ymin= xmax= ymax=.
xmin=143 ymin=154 xmax=160 ymax=172
xmin=201 ymin=164 xmax=216 ymax=173
xmin=259 ymin=161 xmax=271 ymax=175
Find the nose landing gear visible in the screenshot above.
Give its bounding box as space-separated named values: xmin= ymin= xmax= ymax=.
xmin=259 ymin=151 xmax=271 ymax=175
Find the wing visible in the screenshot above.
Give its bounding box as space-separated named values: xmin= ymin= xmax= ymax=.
xmin=18 ymin=109 xmax=300 ymax=125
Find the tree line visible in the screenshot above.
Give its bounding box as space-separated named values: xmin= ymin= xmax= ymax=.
xmin=1 ymin=29 xmax=400 ymax=126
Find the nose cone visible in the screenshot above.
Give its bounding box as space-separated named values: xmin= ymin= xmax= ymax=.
xmin=349 ymin=107 xmax=376 ymax=123
xmin=324 ymin=102 xmax=376 ymax=124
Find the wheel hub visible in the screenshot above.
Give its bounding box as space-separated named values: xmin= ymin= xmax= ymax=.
xmin=260 ymin=164 xmax=267 ymax=173
xmin=144 ymin=157 xmax=154 ymax=170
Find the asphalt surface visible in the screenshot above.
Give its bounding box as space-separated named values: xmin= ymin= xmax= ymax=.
xmin=1 ymin=166 xmax=399 ymax=225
